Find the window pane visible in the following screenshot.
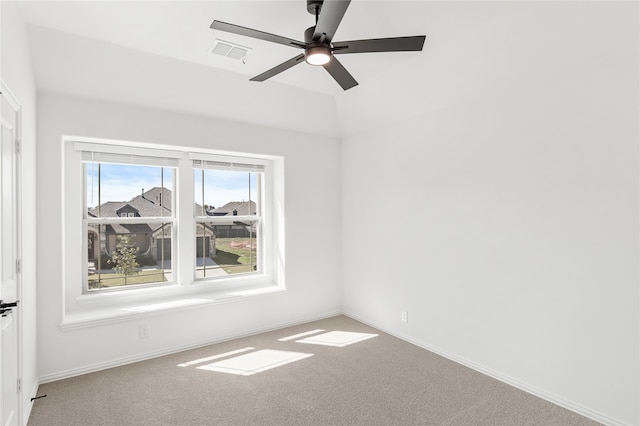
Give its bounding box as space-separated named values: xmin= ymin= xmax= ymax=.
xmin=194 ymin=168 xmax=259 ymax=216
xmin=195 ymin=220 xmax=258 ymax=279
xmin=87 ymin=222 xmax=173 ymax=290
xmin=86 ymin=163 xmax=173 ymax=216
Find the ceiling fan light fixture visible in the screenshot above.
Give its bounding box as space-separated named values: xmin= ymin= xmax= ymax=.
xmin=305 ymin=45 xmax=331 ymax=66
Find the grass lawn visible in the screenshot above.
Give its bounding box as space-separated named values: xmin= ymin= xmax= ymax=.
xmin=212 ymin=237 xmax=257 ymax=274
xmin=89 ymin=237 xmax=256 ymax=288
xmin=88 ymin=269 xmax=167 ymax=289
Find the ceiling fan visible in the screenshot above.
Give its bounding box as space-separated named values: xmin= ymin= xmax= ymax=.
xmin=210 ymin=0 xmax=426 ymax=91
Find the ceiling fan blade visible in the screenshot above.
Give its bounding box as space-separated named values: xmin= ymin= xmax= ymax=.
xmin=211 ymin=20 xmax=306 ymax=49
xmin=323 ymin=57 xmax=358 ymax=90
xmin=332 ymin=36 xmax=426 ymax=54
xmin=313 ymin=0 xmax=351 ymax=43
xmin=250 ymin=54 xmax=306 ymax=82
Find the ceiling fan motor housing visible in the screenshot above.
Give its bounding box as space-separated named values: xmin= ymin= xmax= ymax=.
xmin=304 ymin=26 xmax=331 ymax=65
xmin=304 ymin=26 xmax=317 ymax=44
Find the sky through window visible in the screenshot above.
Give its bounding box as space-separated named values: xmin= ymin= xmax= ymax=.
xmin=86 ymin=163 xmax=257 ymax=209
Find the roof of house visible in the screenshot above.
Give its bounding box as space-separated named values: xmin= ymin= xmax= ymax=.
xmin=89 ymin=187 xmax=204 ymax=218
xmin=105 ymin=223 xmax=154 ymax=235
xmin=208 ymin=201 xmax=257 ymax=216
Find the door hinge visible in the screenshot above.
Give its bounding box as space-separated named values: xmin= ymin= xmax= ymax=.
xmin=17 ymin=378 xmax=22 ymax=393
xmin=15 ymin=139 xmax=21 ymax=155
xmin=16 ymin=259 xmax=21 ymax=274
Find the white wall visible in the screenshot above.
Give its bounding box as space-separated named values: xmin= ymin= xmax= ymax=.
xmin=36 ymin=93 xmax=342 ymax=379
xmin=26 ymin=24 xmax=342 ymax=139
xmin=1 ymin=1 xmax=39 ymax=422
xmin=341 ymin=2 xmax=638 ymax=425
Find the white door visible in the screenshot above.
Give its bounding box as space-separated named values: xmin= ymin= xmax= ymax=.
xmin=0 ymin=81 xmax=22 ymax=426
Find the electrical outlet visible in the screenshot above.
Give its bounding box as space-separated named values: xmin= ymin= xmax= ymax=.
xmin=401 ymin=311 xmax=408 ymax=323
xmin=139 ymin=324 xmax=150 ymax=339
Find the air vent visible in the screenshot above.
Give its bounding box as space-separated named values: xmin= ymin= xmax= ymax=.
xmin=211 ymin=39 xmax=251 ymax=61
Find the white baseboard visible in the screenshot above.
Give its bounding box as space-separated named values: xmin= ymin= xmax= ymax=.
xmin=343 ymin=311 xmax=629 ymax=426
xmin=38 ymin=310 xmax=342 ymax=384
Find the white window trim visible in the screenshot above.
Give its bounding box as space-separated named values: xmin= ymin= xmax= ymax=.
xmin=61 ymin=136 xmax=285 ymax=329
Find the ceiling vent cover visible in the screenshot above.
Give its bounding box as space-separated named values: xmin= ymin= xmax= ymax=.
xmin=211 ymin=39 xmax=251 ymax=61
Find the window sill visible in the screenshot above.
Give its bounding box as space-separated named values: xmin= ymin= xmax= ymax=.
xmin=61 ymin=279 xmax=285 ymax=331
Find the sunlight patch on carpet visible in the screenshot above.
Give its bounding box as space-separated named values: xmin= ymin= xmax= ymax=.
xmin=296 ymin=331 xmax=378 ymax=347
xmin=278 ymin=329 xmax=325 ymax=341
xmin=177 ymin=347 xmax=255 ymax=367
xmin=197 ymin=349 xmax=313 ymax=376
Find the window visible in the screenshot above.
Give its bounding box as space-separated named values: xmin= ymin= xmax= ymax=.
xmin=193 ymin=160 xmax=263 ymax=279
xmin=83 ymin=152 xmax=176 ymax=292
xmin=68 ymin=139 xmax=281 ymax=305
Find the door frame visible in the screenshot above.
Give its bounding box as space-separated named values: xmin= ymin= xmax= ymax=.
xmin=1 ymin=78 xmax=24 ymax=426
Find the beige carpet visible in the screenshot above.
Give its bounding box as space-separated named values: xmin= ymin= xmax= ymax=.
xmin=28 ymin=315 xmax=600 ymax=425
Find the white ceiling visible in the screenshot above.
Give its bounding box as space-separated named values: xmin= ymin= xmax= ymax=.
xmin=16 ymin=1 xmax=512 ymax=137
xmin=18 ymin=0 xmax=442 ymax=95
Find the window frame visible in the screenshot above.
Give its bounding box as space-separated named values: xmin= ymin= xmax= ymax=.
xmin=192 ymin=154 xmax=268 ymax=281
xmin=62 ymin=136 xmax=284 ymax=323
xmin=82 ymin=151 xmax=178 ymax=294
